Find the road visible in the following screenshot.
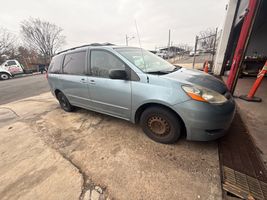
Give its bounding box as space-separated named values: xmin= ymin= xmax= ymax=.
xmin=0 ymin=75 xmax=50 ymax=104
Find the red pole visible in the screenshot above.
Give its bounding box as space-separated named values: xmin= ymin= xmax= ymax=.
xmin=226 ymin=0 xmax=258 ymax=92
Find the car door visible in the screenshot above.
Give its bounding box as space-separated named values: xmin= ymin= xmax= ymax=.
xmin=60 ymin=51 xmax=91 ymax=108
xmin=88 ymin=49 xmax=131 ymax=120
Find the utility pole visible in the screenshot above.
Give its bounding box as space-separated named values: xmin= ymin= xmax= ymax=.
xmin=168 ymin=29 xmax=171 ymax=47
xmin=168 ymin=29 xmax=171 ymax=59
xmin=192 ymin=36 xmax=198 ymax=69
xmin=126 ymin=35 xmax=128 ymax=46
xmin=126 ymin=35 xmax=135 ymax=46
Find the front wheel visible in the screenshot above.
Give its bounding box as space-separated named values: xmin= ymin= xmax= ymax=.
xmin=140 ymin=106 xmax=182 ymax=144
xmin=57 ymin=92 xmax=74 ymax=112
xmin=0 ymin=73 xmax=10 ymax=80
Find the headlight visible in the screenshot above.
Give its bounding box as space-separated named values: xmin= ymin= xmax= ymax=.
xmin=182 ymin=85 xmax=227 ymax=104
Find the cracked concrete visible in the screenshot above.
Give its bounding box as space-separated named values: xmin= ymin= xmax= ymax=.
xmin=0 ymin=121 xmax=83 ymax=200
xmin=0 ymin=92 xmax=222 ymax=199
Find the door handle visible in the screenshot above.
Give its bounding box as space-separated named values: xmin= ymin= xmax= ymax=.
xmin=80 ymin=78 xmax=87 ymax=83
xmin=89 ymin=80 xmax=95 ymax=85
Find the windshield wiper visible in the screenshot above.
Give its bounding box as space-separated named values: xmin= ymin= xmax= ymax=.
xmin=147 ymin=67 xmax=180 ymax=75
xmin=147 ymin=71 xmax=170 ymax=75
xmin=171 ymin=67 xmax=180 ymax=71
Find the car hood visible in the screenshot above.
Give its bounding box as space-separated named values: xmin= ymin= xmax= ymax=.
xmin=162 ymin=68 xmax=227 ymax=94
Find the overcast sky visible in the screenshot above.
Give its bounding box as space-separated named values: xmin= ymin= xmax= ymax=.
xmin=0 ymin=0 xmax=229 ymax=50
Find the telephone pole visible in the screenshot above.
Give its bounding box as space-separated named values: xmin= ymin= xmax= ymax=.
xmin=126 ymin=35 xmax=135 ymax=46
xmin=126 ymin=35 xmax=128 ymax=46
xmin=168 ymin=29 xmax=171 ymax=47
xmin=168 ymin=29 xmax=171 ymax=59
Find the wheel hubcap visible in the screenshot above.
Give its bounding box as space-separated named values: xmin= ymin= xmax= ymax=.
xmin=147 ymin=116 xmax=170 ymax=136
xmin=1 ymin=74 xmax=8 ymax=79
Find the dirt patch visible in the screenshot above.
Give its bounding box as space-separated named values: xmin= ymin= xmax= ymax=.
xmin=33 ymin=106 xmax=222 ymax=200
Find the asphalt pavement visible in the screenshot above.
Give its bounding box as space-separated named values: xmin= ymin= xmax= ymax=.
xmin=0 ymin=75 xmax=50 ymax=104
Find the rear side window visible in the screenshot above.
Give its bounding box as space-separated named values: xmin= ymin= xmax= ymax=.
xmin=49 ymin=56 xmax=62 ymax=73
xmin=7 ymin=61 xmax=17 ymax=66
xmin=63 ymin=51 xmax=86 ymax=75
xmin=90 ymin=50 xmax=126 ymax=78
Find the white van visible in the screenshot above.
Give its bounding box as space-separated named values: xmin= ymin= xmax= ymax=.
xmin=0 ymin=60 xmax=24 ymax=80
xmin=189 ymin=51 xmax=200 ymax=57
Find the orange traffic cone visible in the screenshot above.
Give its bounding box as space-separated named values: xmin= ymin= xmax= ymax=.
xmin=204 ymin=61 xmax=209 ymax=73
xmin=239 ymin=60 xmax=267 ymax=102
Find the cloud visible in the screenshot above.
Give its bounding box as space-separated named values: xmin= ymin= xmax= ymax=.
xmin=0 ymin=0 xmax=228 ymax=50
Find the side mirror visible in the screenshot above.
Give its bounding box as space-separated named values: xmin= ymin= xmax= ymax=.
xmin=109 ymin=69 xmax=128 ymax=80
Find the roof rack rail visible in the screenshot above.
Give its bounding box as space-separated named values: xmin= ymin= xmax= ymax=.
xmin=56 ymin=43 xmax=115 ymax=55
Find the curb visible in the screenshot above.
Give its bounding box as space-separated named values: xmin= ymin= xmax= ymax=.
xmin=12 ymin=72 xmax=44 ymax=80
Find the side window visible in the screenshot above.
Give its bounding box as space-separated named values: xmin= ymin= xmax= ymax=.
xmin=7 ymin=61 xmax=17 ymax=66
xmin=63 ymin=51 xmax=86 ymax=75
xmin=49 ymin=55 xmax=62 ymax=73
xmin=90 ymin=50 xmax=125 ymax=78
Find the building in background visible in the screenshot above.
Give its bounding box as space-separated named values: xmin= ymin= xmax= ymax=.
xmin=214 ymin=0 xmax=267 ymax=83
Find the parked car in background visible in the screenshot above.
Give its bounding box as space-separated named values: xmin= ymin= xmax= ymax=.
xmin=0 ymin=60 xmax=24 ymax=80
xmin=156 ymin=51 xmax=168 ymax=59
xmin=47 ymin=45 xmax=235 ymax=144
xmin=189 ymin=51 xmax=200 ymax=57
xmin=166 ymin=51 xmax=176 ymax=58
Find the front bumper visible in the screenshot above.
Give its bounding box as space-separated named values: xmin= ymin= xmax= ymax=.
xmin=172 ymin=98 xmax=236 ymax=141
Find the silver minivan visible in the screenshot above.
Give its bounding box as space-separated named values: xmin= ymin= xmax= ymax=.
xmin=47 ymin=44 xmax=235 ymax=144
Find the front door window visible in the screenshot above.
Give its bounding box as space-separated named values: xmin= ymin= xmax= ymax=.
xmin=90 ymin=50 xmax=126 ymax=78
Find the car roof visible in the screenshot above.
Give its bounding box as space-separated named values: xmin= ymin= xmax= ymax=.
xmin=55 ymin=43 xmax=114 ymax=55
xmin=55 ymin=43 xmax=141 ymax=56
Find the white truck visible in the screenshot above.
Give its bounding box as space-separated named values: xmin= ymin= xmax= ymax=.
xmin=0 ymin=60 xmax=24 ymax=80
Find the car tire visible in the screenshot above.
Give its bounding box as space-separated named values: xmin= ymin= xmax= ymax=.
xmin=57 ymin=92 xmax=74 ymax=112
xmin=0 ymin=73 xmax=10 ymax=80
xmin=140 ymin=106 xmax=182 ymax=144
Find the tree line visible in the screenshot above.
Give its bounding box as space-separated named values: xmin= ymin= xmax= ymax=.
xmin=0 ymin=18 xmax=65 ymax=67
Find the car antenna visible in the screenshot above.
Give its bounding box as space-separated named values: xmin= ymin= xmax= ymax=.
xmin=135 ymin=20 xmax=148 ymax=82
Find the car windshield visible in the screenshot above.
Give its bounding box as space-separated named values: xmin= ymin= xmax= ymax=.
xmin=115 ymin=48 xmax=176 ymax=73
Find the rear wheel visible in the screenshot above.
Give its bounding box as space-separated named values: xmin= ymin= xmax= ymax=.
xmin=57 ymin=92 xmax=74 ymax=112
xmin=140 ymin=106 xmax=182 ymax=144
xmin=0 ymin=73 xmax=10 ymax=80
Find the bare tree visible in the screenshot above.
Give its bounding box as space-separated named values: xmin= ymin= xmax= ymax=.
xmin=16 ymin=46 xmax=41 ymax=68
xmin=199 ymin=28 xmax=217 ymax=50
xmin=20 ymin=18 xmax=66 ymax=61
xmin=0 ymin=28 xmax=17 ymax=62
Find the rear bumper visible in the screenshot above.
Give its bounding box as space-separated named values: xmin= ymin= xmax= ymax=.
xmin=172 ymin=98 xmax=236 ymax=141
